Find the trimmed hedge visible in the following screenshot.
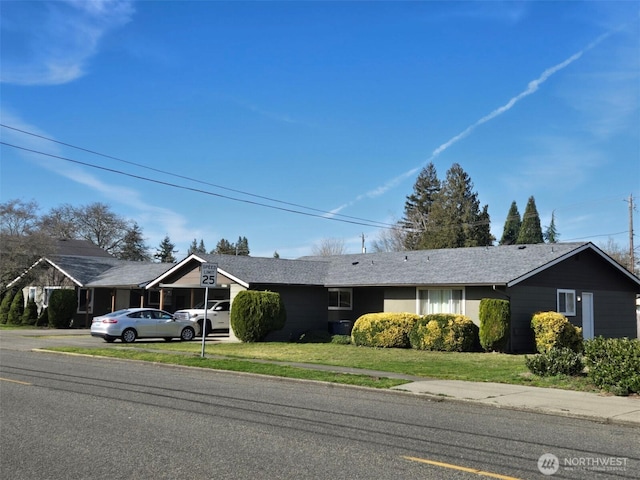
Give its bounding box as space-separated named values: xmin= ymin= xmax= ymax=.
xmin=525 ymin=347 xmax=584 ymax=377
xmin=584 ymin=337 xmax=640 ymax=396
xmin=0 ymin=290 xmax=13 ymax=324
xmin=531 ymin=311 xmax=583 ymax=353
xmin=479 ymin=298 xmax=510 ymax=352
xmin=21 ymin=297 xmax=38 ymax=325
xmin=230 ymin=290 xmax=286 ymax=342
xmin=8 ymin=290 xmax=24 ymax=325
xmin=47 ymin=289 xmax=77 ymax=328
xmin=409 ymin=314 xmax=479 ymax=352
xmin=351 ymin=312 xmax=420 ymax=348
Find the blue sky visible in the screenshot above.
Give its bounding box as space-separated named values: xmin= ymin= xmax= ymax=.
xmin=1 ymin=1 xmax=638 ymax=259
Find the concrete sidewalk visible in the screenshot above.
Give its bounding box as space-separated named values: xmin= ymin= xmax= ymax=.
xmin=392 ymin=379 xmax=640 ymax=426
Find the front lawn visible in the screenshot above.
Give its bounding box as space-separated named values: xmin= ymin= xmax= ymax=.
xmin=53 ymin=340 xmax=598 ymax=392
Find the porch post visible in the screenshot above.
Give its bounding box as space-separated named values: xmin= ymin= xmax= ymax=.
xmin=159 ymin=289 xmax=165 ymax=310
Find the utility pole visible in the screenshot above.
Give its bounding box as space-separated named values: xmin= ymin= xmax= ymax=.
xmin=361 ymin=233 xmax=366 ymax=253
xmin=628 ymin=194 xmax=635 ymax=274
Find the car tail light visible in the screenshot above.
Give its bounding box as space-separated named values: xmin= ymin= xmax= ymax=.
xmin=102 ymin=319 xmax=118 ymax=324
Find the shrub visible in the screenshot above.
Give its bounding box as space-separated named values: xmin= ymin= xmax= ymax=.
xmin=230 ymin=290 xmax=286 ymax=342
xmin=351 ymin=312 xmax=420 ymax=348
xmin=0 ymin=290 xmax=15 ymax=324
xmin=8 ymin=290 xmax=24 ymax=325
xmin=37 ymin=307 xmax=48 ymax=327
xmin=531 ymin=311 xmax=583 ymax=353
xmin=47 ymin=289 xmax=77 ymax=328
xmin=525 ymin=347 xmax=584 ymax=376
xmin=479 ymin=298 xmax=510 ymax=352
xmin=21 ymin=297 xmax=38 ymax=325
xmin=583 ymin=337 xmax=640 ymax=396
xmin=409 ymin=314 xmax=479 ymax=352
xmin=331 ymin=334 xmax=352 ymax=345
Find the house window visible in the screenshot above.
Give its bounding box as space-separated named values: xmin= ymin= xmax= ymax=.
xmin=43 ymin=287 xmax=61 ymax=307
xmin=328 ymin=288 xmax=352 ymax=310
xmin=28 ymin=287 xmax=36 ymax=301
xmin=148 ymin=290 xmax=160 ymax=306
xmin=557 ymin=289 xmax=576 ymax=316
xmin=418 ymin=288 xmax=463 ymax=315
xmin=78 ymin=288 xmax=93 ymax=314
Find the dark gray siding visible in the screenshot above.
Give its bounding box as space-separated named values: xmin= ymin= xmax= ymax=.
xmin=508 ymin=249 xmax=639 ymax=352
xmin=260 ymin=285 xmax=327 ymax=341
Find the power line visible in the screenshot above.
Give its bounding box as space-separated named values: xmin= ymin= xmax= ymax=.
xmin=1 ymin=141 xmax=398 ymax=230
xmin=0 ymin=123 xmax=398 ymax=229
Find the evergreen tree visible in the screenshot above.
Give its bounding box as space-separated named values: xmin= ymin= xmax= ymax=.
xmin=516 ymin=196 xmax=544 ymax=244
xmin=0 ymin=290 xmax=14 ymax=324
xmin=117 ymin=223 xmax=150 ymax=261
xmin=421 ymin=163 xmax=491 ymax=249
xmin=197 ymin=239 xmax=207 ymax=254
xmin=187 ymin=239 xmax=198 ymax=255
xmin=499 ymin=201 xmax=521 ymax=245
xmin=8 ymin=289 xmax=24 ymax=325
xmin=235 ymin=236 xmax=250 ymax=256
xmin=21 ymin=297 xmax=38 ymax=325
xmin=214 ymin=238 xmax=235 ymax=255
xmin=273 ymin=251 xmax=280 ymax=258
xmin=154 ymin=235 xmax=177 ymax=263
xmin=401 ymin=163 xmax=440 ymax=250
xmin=544 ymin=211 xmax=560 ymax=243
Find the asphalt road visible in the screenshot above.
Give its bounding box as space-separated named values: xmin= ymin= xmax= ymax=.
xmin=0 ymin=334 xmax=638 ymax=479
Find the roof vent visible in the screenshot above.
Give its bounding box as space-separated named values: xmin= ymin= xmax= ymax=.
xmin=352 ymin=261 xmax=359 ymax=266
xmin=518 ymin=246 xmax=526 ymax=250
xmin=404 ymin=256 xmax=408 ymax=261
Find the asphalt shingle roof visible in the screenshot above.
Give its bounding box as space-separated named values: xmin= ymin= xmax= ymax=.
xmin=301 ymin=242 xmax=593 ymax=287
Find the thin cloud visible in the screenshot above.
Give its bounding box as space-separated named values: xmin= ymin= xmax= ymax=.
xmin=332 ymin=27 xmax=618 ymax=217
xmin=0 ymin=0 xmax=134 ymax=85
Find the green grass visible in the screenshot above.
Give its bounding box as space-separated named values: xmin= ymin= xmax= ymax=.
xmin=49 ymin=340 xmax=599 ymax=392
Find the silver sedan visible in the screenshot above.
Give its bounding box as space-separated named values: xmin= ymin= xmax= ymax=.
xmin=90 ymin=308 xmax=196 ymax=343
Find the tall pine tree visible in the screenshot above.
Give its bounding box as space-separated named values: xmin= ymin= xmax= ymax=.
xmin=421 ymin=163 xmax=492 ymax=249
xmin=401 ymin=163 xmax=440 ymax=250
xmin=499 ymin=201 xmax=521 ymax=245
xmin=544 ymin=211 xmax=560 ymax=243
xmin=118 ymin=223 xmax=150 ymax=261
xmin=154 ymin=235 xmax=177 ymax=263
xmin=516 ymin=196 xmax=543 ymax=244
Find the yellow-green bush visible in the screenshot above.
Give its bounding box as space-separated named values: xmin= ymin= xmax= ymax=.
xmin=351 ymin=312 xmax=421 ymax=348
xmin=531 ymin=311 xmax=583 ymax=353
xmin=410 ymin=314 xmax=479 ymax=352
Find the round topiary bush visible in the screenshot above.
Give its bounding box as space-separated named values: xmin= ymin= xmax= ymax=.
xmin=409 ymin=314 xmax=479 ymax=352
xmin=351 ymin=312 xmax=420 ymax=348
xmin=531 ymin=311 xmax=583 ymax=353
xmin=47 ymin=289 xmax=77 ymax=328
xmin=479 ymin=298 xmax=510 ymax=352
xmin=230 ymin=290 xmax=286 ymax=342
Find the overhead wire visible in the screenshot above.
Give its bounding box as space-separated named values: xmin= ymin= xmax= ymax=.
xmin=0 ymin=124 xmax=398 ymax=229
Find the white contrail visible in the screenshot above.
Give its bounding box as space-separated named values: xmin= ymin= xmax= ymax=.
xmin=330 ymin=29 xmax=615 ymax=216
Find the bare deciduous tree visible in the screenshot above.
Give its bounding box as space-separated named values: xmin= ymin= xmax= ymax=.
xmin=311 ymin=238 xmax=346 ymax=256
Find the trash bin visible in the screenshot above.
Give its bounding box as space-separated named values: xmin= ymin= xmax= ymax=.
xmin=336 ymin=320 xmax=353 ymax=335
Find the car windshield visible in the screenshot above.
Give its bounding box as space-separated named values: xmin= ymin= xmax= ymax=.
xmin=194 ymin=300 xmax=217 ymax=309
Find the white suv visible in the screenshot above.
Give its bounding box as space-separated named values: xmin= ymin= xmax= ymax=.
xmin=173 ymin=300 xmax=230 ymax=336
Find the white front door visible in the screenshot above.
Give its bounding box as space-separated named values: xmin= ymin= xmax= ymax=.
xmin=582 ymin=292 xmax=594 ymax=340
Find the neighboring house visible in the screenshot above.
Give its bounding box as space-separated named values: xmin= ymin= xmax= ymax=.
xmin=146 ymin=242 xmax=640 ymax=351
xmin=7 ymin=239 xmax=174 ymax=327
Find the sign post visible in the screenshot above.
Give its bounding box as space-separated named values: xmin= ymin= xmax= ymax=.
xmin=199 ymin=263 xmax=218 ymax=358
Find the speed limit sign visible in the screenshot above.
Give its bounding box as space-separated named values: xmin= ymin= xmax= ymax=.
xmin=200 ymin=263 xmax=218 ymax=287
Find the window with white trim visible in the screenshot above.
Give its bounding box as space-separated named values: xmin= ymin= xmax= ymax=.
xmin=328 ymin=288 xmax=352 ymax=310
xmin=28 ymin=287 xmax=37 ymax=301
xmin=43 ymin=287 xmax=61 ymax=307
xmin=557 ymin=289 xmax=576 ymax=316
xmin=78 ymin=288 xmax=93 ymax=314
xmin=418 ymin=288 xmax=463 ymax=315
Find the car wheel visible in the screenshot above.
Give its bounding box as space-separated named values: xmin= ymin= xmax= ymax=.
xmin=121 ymin=328 xmax=137 ymax=343
xmin=198 ymin=320 xmax=211 ymax=337
xmin=180 ymin=327 xmax=195 ymax=341
xmin=163 ymin=337 xmax=172 ymax=342
xmin=104 ymin=336 xmax=116 ymax=343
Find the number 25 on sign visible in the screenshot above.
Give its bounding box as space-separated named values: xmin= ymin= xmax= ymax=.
xmin=200 ymin=263 xmax=218 ymax=287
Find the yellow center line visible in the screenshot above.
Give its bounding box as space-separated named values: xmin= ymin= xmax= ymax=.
xmin=402 ymin=456 xmax=522 ymax=480
xmin=0 ymin=377 xmax=32 ymax=385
